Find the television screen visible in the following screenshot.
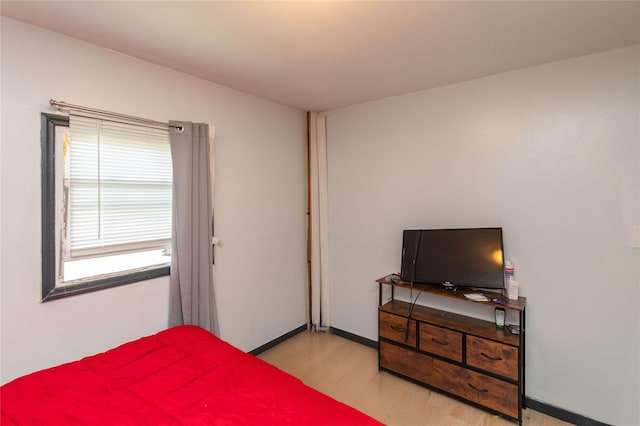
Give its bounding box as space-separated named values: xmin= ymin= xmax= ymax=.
xmin=400 ymin=228 xmax=505 ymax=289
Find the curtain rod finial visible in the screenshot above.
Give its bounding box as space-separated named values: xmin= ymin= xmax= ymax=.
xmin=49 ymin=99 xmax=64 ymax=111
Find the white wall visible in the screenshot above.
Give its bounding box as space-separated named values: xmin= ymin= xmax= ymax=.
xmin=325 ymin=46 xmax=639 ymax=425
xmin=0 ymin=18 xmax=307 ymax=384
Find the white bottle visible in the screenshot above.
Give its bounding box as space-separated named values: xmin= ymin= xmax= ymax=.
xmin=504 ymin=260 xmax=514 ymax=281
xmin=504 ymin=260 xmax=518 ymax=300
xmin=507 ymin=277 xmax=519 ymax=300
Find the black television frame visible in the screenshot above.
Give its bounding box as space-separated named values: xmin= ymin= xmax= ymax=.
xmin=400 ymin=227 xmax=505 ymax=290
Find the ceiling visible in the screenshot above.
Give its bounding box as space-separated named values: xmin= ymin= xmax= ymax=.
xmin=2 ymin=1 xmax=639 ymax=111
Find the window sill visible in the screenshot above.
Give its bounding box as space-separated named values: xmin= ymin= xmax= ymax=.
xmin=41 ymin=266 xmax=169 ymax=302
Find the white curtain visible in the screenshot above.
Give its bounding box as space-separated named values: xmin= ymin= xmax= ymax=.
xmin=309 ymin=112 xmax=330 ymax=331
xmin=168 ymin=121 xmax=218 ymax=335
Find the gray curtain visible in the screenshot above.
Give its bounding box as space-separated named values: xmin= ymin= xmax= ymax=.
xmin=168 ymin=121 xmax=218 ymax=335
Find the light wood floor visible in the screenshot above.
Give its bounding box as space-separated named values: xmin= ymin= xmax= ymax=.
xmin=258 ymin=331 xmax=571 ymax=426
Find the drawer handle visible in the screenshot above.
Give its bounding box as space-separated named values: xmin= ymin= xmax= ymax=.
xmin=467 ymin=383 xmax=489 ymax=393
xmin=480 ymin=352 xmax=502 ymax=361
xmin=431 ymin=338 xmax=449 ymax=346
xmin=390 ymin=324 xmax=406 ymax=333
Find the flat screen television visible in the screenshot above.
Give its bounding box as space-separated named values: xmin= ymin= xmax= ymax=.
xmin=400 ymin=227 xmax=505 ymax=289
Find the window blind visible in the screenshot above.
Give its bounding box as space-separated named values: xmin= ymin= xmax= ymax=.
xmin=68 ymin=114 xmax=173 ymax=259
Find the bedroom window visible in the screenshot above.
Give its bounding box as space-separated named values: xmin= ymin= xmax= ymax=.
xmin=41 ymin=113 xmax=172 ymax=301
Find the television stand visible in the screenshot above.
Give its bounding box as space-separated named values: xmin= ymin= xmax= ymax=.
xmin=376 ymin=276 xmax=526 ymax=424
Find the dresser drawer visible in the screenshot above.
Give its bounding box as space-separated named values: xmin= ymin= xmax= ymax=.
xmin=379 ymin=311 xmax=416 ymax=347
xmin=380 ymin=340 xmax=463 ymax=394
xmin=419 ymin=323 xmax=462 ymax=362
xmin=466 ymin=335 xmax=518 ymax=380
xmin=462 ymin=368 xmax=519 ymax=419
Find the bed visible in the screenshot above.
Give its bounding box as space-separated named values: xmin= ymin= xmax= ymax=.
xmin=1 ymin=325 xmax=382 ymax=425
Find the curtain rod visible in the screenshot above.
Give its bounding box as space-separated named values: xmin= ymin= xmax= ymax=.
xmin=49 ymin=99 xmax=183 ymax=131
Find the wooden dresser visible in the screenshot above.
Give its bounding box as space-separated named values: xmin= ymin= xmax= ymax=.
xmin=377 ymin=277 xmax=526 ymax=424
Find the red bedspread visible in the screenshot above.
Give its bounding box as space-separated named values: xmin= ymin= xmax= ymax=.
xmin=1 ymin=326 xmax=382 ymax=425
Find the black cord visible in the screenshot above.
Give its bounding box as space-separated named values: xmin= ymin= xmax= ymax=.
xmin=404 ymin=292 xmax=421 ymax=342
xmin=405 ymin=231 xmax=421 ymax=342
